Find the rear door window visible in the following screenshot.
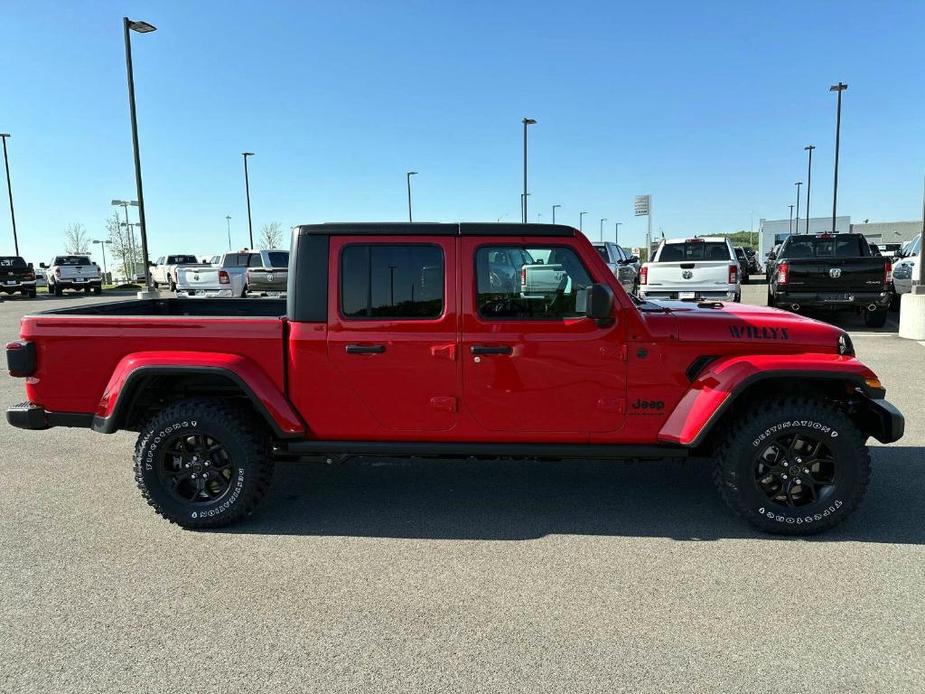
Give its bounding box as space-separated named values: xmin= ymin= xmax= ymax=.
xmin=340 ymin=244 xmax=444 ymax=319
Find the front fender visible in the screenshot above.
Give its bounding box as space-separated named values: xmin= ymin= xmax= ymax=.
xmin=93 ymin=351 xmax=305 ymax=438
xmin=658 ymin=353 xmax=883 ymax=447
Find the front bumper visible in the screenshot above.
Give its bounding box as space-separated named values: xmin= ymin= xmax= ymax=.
xmin=857 ymin=397 xmax=905 ymax=444
xmin=775 ymin=289 xmax=891 ymax=309
xmin=6 ymin=402 xmax=93 ymax=430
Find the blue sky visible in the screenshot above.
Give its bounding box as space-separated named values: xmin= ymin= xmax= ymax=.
xmin=1 ymin=0 xmax=923 ymax=262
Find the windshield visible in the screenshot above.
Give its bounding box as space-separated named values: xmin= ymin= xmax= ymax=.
xmin=53 ymin=256 xmax=91 ymax=266
xmin=780 ymin=235 xmax=868 ymax=259
xmin=0 ymin=257 xmax=26 ymax=268
xmin=657 ymin=242 xmax=730 ymax=262
xmin=267 ymin=251 xmax=289 ymax=268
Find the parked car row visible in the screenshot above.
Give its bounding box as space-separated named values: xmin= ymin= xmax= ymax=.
xmin=173 ymin=249 xmax=289 ymax=298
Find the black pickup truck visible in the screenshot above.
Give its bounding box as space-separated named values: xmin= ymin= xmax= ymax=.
xmin=767 ymin=233 xmax=892 ymax=327
xmin=0 ymin=256 xmax=38 ymax=298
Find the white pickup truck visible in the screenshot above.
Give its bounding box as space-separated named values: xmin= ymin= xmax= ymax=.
xmin=41 ymin=255 xmax=103 ymax=296
xmin=151 ymin=254 xmax=208 ymax=291
xmin=175 ymin=251 xmax=255 ymax=298
xmin=638 ymin=237 xmax=741 ymax=302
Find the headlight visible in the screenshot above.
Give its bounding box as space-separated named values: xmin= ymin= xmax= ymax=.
xmin=838 ymin=333 xmax=854 ymax=356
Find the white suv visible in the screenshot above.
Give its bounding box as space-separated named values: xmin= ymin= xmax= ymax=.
xmin=638 ymin=237 xmax=741 ymax=302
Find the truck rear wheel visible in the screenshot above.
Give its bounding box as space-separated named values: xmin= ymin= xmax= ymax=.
xmin=863 ymin=307 xmax=888 ymax=328
xmin=133 ymin=398 xmax=274 ymax=529
xmin=713 ymin=397 xmax=870 ymax=535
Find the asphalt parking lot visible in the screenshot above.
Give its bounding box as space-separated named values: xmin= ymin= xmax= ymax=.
xmin=1 ymin=285 xmax=923 ymax=693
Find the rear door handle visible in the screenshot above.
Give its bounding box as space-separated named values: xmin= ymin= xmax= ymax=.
xmin=470 ymin=345 xmax=513 ymax=355
xmin=345 ymin=344 xmax=385 ymax=354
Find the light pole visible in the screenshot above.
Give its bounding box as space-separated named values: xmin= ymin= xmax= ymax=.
xmin=599 ymin=218 xmax=607 ymax=242
xmin=92 ymin=240 xmax=112 ymax=282
xmin=111 ymin=200 xmax=139 ymax=276
xmin=0 ymin=133 xmax=19 ymax=256
xmin=242 ymin=152 xmax=255 ymax=248
xmin=225 ymin=215 xmax=232 ymax=250
xmin=794 ymin=182 xmax=802 ymax=236
xmin=830 ymin=82 xmax=848 ymax=234
xmin=614 ymin=222 xmax=622 ymax=244
xmin=522 ymin=117 xmax=536 ymax=222
xmin=406 ymin=171 xmax=418 ymax=222
xmin=552 ymin=204 xmax=561 ymax=224
xmin=579 ymin=211 xmax=587 ymax=233
xmin=804 ymin=145 xmax=815 ymax=234
xmin=789 ymin=204 xmax=794 ymax=235
xmin=520 ymin=193 xmax=530 ymax=222
xmin=122 ymin=17 xmax=156 ymax=293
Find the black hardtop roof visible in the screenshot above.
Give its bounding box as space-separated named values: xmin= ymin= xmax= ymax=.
xmin=295 ymin=222 xmax=577 ymax=238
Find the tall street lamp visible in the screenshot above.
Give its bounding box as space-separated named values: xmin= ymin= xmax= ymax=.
xmin=111 ymin=199 xmax=139 ymax=276
xmin=520 ymin=193 xmax=530 ymax=222
xmin=599 ymin=217 xmax=607 ymax=242
xmin=225 ymin=215 xmax=232 ymax=250
xmin=0 ymin=133 xmax=19 ymax=256
xmin=122 ymin=17 xmax=156 ymax=293
xmin=789 ymin=204 xmax=794 ymax=235
xmin=522 ymin=117 xmax=536 ymax=222
xmin=242 ymin=152 xmax=255 ymax=248
xmin=92 ymin=239 xmax=112 ymax=282
xmin=552 ymin=204 xmax=561 ymax=224
xmin=406 ymin=171 xmax=418 ymax=222
xmin=794 ymin=182 xmax=802 ymax=236
xmin=614 ymin=222 xmax=622 ymax=244
xmin=830 ymin=82 xmax=848 ymax=234
xmin=579 ymin=211 xmax=587 ymax=233
xmin=804 ymin=145 xmax=815 ymax=234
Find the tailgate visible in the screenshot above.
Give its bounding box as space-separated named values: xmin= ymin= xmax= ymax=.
xmin=59 ymin=266 xmax=99 ymax=281
xmin=785 ymin=258 xmax=887 ymax=291
xmin=177 ymin=267 xmax=222 ymax=289
xmin=646 ymin=261 xmax=731 ymax=287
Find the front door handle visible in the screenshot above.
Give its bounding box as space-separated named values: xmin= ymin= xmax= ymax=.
xmin=470 ymin=345 xmax=513 ymax=356
xmin=345 ymin=344 xmax=385 ymax=354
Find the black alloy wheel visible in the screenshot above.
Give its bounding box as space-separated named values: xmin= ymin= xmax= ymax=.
xmin=753 ymin=432 xmax=836 ymax=508
xmin=157 ymin=432 xmax=237 ymax=506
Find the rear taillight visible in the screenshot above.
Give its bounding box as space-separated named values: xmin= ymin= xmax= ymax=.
xmin=640 ymin=265 xmax=648 ymax=285
xmin=54 ymin=267 xmax=61 ymax=277
xmin=6 ymin=340 xmax=36 ymax=378
xmin=728 ymin=265 xmax=738 ymax=284
xmin=885 ymin=261 xmax=892 ymax=285
xmin=520 ymin=267 xmax=527 ymax=287
xmin=219 ymin=270 xmax=230 ymax=285
xmin=24 ymin=272 xmax=34 ymax=280
xmin=778 ymin=262 xmax=789 ymax=285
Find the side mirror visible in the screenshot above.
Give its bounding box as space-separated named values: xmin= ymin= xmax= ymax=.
xmin=39 ymin=263 xmax=47 ymax=269
xmin=767 ymin=252 xmax=776 ymax=260
xmin=148 ymin=260 xmax=156 ymax=267
xmin=27 ymin=262 xmax=33 ymax=270
xmin=577 ymin=283 xmax=615 ymax=321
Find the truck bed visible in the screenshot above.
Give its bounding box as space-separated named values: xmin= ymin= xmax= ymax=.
xmin=19 ymin=298 xmax=287 ymax=417
xmin=40 ymin=297 xmax=286 ymax=317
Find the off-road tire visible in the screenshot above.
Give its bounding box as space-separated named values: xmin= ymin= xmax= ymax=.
xmin=863 ymin=307 xmax=888 ymax=328
xmin=134 ymin=398 xmax=274 ymax=529
xmin=713 ymin=397 xmax=870 ymax=535
xmin=92 ymin=286 xmax=102 ymax=295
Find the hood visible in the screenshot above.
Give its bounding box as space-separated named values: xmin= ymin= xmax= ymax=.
xmin=644 ymin=300 xmax=846 ymax=353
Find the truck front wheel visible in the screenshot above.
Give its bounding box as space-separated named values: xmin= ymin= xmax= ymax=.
xmin=713 ymin=397 xmax=870 ymax=535
xmin=133 ymin=398 xmax=274 ymax=529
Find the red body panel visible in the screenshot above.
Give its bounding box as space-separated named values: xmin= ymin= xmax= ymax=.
xmin=20 ymin=314 xmax=297 ymax=431
xmin=657 ymin=353 xmax=877 ymax=446
xmin=97 ymin=350 xmax=305 ymax=436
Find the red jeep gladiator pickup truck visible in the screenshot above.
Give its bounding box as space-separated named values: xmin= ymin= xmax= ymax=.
xmin=6 ymin=223 xmax=904 ymax=533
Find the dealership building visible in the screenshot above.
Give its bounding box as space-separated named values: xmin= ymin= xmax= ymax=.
xmin=757 ymin=216 xmax=922 ymax=258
